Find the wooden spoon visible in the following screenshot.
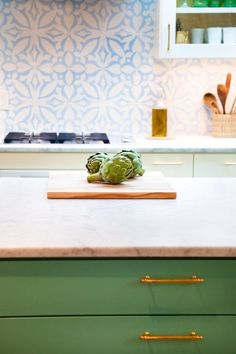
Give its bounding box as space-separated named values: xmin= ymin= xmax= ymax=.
xmin=230 ymin=95 xmax=236 ymax=114
xmin=217 ymin=84 xmax=228 ymax=114
xmin=217 ymin=73 xmax=232 ymax=114
xmin=225 ymin=73 xmax=232 ymax=93
xmin=203 ymin=92 xmax=221 ymax=114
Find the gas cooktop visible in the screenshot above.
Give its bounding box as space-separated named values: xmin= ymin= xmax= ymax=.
xmin=4 ymin=132 xmax=110 ymax=144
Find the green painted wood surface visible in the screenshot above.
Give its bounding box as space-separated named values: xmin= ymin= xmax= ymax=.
xmin=0 ymin=315 xmax=236 ymax=354
xmin=0 ymin=259 xmax=235 ymax=316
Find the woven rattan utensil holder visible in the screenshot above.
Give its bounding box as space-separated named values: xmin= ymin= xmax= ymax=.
xmin=212 ymin=114 xmax=236 ymax=138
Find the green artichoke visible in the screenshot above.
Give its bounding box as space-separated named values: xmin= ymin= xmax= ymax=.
xmin=86 ymin=152 xmax=109 ymax=174
xmin=87 ymin=155 xmax=133 ymax=184
xmin=115 ymin=150 xmax=145 ymax=178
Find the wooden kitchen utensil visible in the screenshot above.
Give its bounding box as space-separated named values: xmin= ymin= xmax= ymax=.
xmin=230 ymin=95 xmax=236 ymax=114
xmin=217 ymin=84 xmax=228 ymax=114
xmin=225 ymin=73 xmax=232 ymax=93
xmin=217 ymin=73 xmax=232 ymax=114
xmin=203 ymin=92 xmax=221 ymax=114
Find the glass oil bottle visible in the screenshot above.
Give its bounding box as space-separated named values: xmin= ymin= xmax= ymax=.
xmin=152 ymin=87 xmax=168 ymax=137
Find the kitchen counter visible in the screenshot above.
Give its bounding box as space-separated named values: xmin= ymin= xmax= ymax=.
xmin=0 ymin=176 xmax=236 ymax=258
xmin=0 ymin=135 xmax=236 ymax=153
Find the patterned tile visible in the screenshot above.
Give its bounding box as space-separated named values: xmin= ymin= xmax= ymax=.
xmin=0 ymin=0 xmax=235 ymax=136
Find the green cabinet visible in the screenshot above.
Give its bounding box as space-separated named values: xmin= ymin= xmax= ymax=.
xmin=0 ymin=259 xmax=236 ymax=316
xmin=1 ymin=316 xmax=236 ymax=354
xmin=0 ymin=258 xmax=235 ymax=353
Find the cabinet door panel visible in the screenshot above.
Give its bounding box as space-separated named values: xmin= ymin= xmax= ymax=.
xmin=141 ymin=153 xmax=193 ymax=176
xmin=0 ymin=315 xmax=236 ymax=354
xmin=194 ymin=154 xmax=236 ymax=177
xmin=0 ymin=259 xmax=235 ymax=316
xmin=0 ymin=152 xmax=91 ymax=170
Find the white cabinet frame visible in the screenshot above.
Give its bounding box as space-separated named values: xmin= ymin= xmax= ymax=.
xmin=155 ymin=0 xmax=236 ymax=58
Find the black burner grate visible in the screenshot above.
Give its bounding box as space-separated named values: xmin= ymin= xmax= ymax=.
xmin=4 ymin=132 xmax=110 ymax=144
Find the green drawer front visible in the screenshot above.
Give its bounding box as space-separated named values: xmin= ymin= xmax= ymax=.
xmin=0 ymin=259 xmax=235 ymax=316
xmin=0 ymin=316 xmax=236 ymax=354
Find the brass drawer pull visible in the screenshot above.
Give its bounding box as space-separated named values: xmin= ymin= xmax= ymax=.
xmin=140 ymin=275 xmax=204 ymax=284
xmin=140 ymin=331 xmax=203 ymax=341
xmin=167 ymin=24 xmax=171 ymax=51
xmin=151 ymin=161 xmax=184 ymax=165
xmin=224 ymin=162 xmax=236 ymax=165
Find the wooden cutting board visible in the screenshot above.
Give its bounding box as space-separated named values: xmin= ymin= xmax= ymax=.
xmin=47 ymin=171 xmax=176 ymax=199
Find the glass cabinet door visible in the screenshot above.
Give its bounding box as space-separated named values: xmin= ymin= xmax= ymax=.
xmin=155 ymin=0 xmax=236 ymax=58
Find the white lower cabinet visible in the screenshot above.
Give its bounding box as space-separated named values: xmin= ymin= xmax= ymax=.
xmin=0 ymin=152 xmax=194 ymax=177
xmin=141 ymin=153 xmax=193 ymax=177
xmin=1 ymin=152 xmax=236 ymax=178
xmin=0 ymin=152 xmax=91 ymax=170
xmin=0 ymin=152 xmax=91 ymax=177
xmin=194 ymin=154 xmax=236 ymax=177
xmin=142 ymin=153 xmax=236 ymax=177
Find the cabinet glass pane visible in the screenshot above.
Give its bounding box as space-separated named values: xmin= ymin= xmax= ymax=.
xmin=176 ymin=13 xmax=236 ymax=44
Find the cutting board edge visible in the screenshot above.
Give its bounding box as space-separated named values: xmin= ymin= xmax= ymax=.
xmin=47 ymin=191 xmax=177 ymax=199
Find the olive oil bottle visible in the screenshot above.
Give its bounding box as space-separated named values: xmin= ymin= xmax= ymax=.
xmin=152 ymin=88 xmax=167 ymax=137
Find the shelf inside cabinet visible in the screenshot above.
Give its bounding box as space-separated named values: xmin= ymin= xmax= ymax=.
xmin=176 ymin=7 xmax=236 ymax=14
xmin=169 ymin=43 xmax=236 ymax=58
xmin=176 ymin=13 xmax=236 ymax=31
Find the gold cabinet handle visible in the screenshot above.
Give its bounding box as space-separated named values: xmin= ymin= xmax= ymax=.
xmin=167 ymin=23 xmax=171 ymax=51
xmin=140 ymin=331 xmax=203 ymax=341
xmin=224 ymin=162 xmax=236 ymax=165
xmin=140 ymin=275 xmax=204 ymax=284
xmin=151 ymin=161 xmax=184 ymax=165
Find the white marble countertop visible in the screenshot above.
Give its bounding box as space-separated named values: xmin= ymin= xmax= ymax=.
xmin=0 ymin=135 xmax=236 ymax=153
xmin=0 ymin=176 xmax=236 ymax=258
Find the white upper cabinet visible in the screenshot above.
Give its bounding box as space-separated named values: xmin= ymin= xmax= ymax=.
xmin=155 ymin=0 xmax=236 ymax=58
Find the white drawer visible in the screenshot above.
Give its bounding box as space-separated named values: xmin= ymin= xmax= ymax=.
xmin=194 ymin=154 xmax=236 ymax=177
xmin=0 ymin=152 xmax=91 ymax=170
xmin=141 ymin=153 xmax=193 ymax=177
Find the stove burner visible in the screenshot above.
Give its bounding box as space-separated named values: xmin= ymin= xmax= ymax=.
xmin=4 ymin=132 xmax=57 ymax=144
xmin=57 ymin=133 xmax=110 ymax=144
xmin=4 ymin=132 xmax=110 ymax=144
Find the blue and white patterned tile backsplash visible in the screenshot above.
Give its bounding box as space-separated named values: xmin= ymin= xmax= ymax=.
xmin=0 ymin=0 xmax=235 ymax=137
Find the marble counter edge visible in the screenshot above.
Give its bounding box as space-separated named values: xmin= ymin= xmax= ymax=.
xmin=0 ymin=246 xmax=236 ymax=258
xmin=1 ymin=144 xmax=236 ymax=153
